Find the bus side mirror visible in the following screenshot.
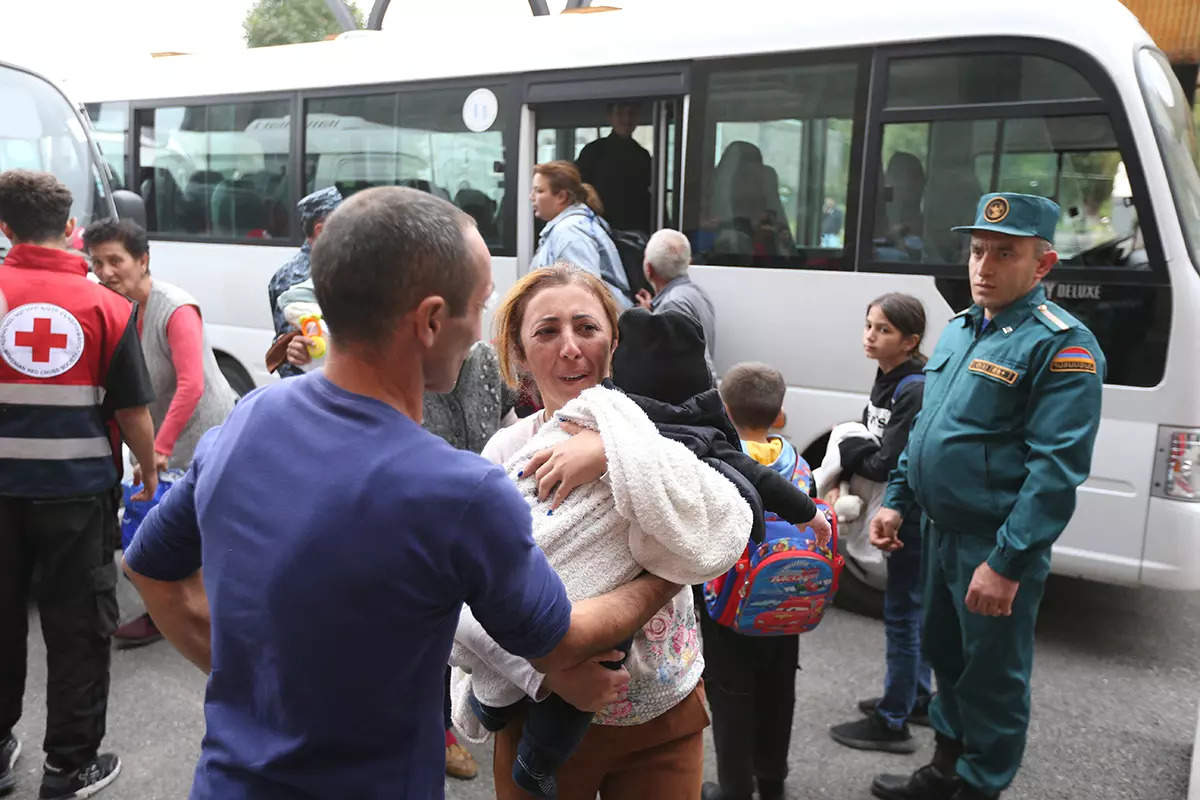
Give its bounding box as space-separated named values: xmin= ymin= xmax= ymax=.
xmin=112 ymin=190 xmax=146 ymax=228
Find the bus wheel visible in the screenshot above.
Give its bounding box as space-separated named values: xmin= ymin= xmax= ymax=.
xmin=216 ymin=354 xmax=255 ymax=397
xmin=834 ymin=557 xmax=885 ymax=619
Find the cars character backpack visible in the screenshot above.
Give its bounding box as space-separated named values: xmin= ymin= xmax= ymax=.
xmin=703 ymin=499 xmax=843 ymax=636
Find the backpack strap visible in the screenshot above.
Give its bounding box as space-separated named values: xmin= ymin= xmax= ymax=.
xmin=891 ymin=373 xmax=926 ymax=405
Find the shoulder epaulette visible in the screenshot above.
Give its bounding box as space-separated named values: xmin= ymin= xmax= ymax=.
xmin=1034 ymin=302 xmax=1074 ymax=332
xmin=950 ymin=307 xmax=972 ymax=321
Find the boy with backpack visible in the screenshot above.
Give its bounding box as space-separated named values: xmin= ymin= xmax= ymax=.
xmin=697 ymin=361 xmax=824 ymax=800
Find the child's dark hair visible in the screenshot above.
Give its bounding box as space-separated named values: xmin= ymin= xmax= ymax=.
xmin=82 ymin=218 xmax=149 ymax=260
xmin=720 ymin=362 xmax=786 ymax=430
xmin=868 ymin=292 xmax=927 ymax=365
xmin=0 ymin=169 xmax=73 ymax=243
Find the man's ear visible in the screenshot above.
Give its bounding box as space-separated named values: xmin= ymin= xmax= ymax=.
xmin=773 ymin=409 xmax=787 ymax=429
xmin=1035 ymin=247 xmax=1059 ymax=280
xmin=312 ymin=220 xmax=325 ymax=239
xmin=0 ymin=221 xmax=13 ymax=242
xmin=411 ymin=294 xmax=447 ymax=348
xmin=63 ymin=217 xmax=76 ymax=241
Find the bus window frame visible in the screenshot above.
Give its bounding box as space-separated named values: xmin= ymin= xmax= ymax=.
xmin=131 ymin=89 xmax=301 ymax=246
xmin=682 ymin=48 xmax=872 ymax=271
xmin=858 ymin=37 xmax=1170 ymax=289
xmin=299 ymin=75 xmax=522 ymax=257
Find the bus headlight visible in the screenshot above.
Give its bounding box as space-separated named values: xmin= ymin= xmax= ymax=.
xmin=1153 ymin=427 xmax=1200 ymax=501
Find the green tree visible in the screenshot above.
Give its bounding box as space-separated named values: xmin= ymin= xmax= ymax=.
xmin=243 ymin=0 xmax=364 ymax=48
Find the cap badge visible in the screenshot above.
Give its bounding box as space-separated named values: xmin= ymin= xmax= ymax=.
xmin=984 ymin=196 xmax=1010 ymax=223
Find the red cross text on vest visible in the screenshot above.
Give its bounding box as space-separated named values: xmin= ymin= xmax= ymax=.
xmin=14 ymin=318 xmax=69 ymax=363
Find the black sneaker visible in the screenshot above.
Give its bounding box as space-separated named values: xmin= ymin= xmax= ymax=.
xmin=0 ymin=735 xmax=20 ymax=795
xmin=858 ymin=693 xmax=934 ymax=727
xmin=39 ymin=754 xmax=120 ymax=799
xmin=872 ymin=764 xmax=958 ymax=800
xmin=831 ymin=713 xmax=919 ymax=754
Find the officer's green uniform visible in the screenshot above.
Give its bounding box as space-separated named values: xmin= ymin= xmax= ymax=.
xmin=883 ymin=193 xmax=1105 ymax=797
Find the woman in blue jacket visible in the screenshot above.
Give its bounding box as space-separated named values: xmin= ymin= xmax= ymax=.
xmin=529 ymin=160 xmax=631 ymax=308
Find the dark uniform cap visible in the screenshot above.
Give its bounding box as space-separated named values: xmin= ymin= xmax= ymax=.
xmin=297 ymin=186 xmax=343 ymax=226
xmin=952 ymin=192 xmax=1061 ymax=244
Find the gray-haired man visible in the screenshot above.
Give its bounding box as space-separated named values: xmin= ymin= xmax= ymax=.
xmin=635 ymin=228 xmax=717 ymax=374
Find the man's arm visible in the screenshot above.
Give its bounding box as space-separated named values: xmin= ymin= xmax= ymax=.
xmin=986 ymin=333 xmax=1105 ymax=580
xmin=529 ymin=573 xmax=680 ymax=673
xmin=123 ymin=429 xmax=217 ymax=671
xmin=103 ymin=304 xmax=158 ymax=498
xmin=881 ymin=440 xmax=917 ymax=518
xmin=123 ymin=563 xmax=211 ymax=673
xmin=114 ymin=406 xmax=158 ymax=499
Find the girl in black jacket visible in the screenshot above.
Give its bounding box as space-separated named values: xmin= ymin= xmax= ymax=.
xmin=828 ymin=293 xmax=934 ymax=754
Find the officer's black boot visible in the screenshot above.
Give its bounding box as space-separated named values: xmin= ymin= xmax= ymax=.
xmin=871 ymin=734 xmax=964 ymax=800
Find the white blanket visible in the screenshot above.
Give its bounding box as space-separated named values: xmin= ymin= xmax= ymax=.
xmin=813 ymin=422 xmax=887 ymax=584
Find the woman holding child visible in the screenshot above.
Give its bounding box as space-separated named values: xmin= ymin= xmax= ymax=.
xmin=452 ymin=263 xmax=752 ymax=799
xmin=826 ymin=292 xmax=933 ymax=753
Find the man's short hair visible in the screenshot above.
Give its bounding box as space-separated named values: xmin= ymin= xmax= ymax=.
xmin=0 ymin=169 xmax=73 ymax=243
xmin=643 ymin=229 xmax=691 ymax=281
xmin=82 ymin=218 xmax=149 ymax=260
xmin=310 ymin=187 xmax=476 ymax=345
xmin=720 ymin=361 xmax=787 ymax=430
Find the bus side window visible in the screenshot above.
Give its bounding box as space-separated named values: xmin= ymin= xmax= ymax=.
xmin=136 ymin=100 xmax=290 ymax=239
xmin=686 ymin=59 xmax=860 ymax=269
xmin=304 ymin=85 xmax=511 ymax=254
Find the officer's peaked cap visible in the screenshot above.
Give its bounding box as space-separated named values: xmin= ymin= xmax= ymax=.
xmin=952 ymin=192 xmax=1060 ymax=244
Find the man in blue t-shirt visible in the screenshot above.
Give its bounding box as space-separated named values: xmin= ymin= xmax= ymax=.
xmin=123 ymin=187 xmax=679 ymax=799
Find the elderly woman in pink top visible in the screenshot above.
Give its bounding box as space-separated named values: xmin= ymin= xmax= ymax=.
xmin=84 ymin=218 xmax=237 ymax=646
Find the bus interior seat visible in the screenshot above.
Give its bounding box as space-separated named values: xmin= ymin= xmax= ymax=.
xmin=182 ymin=170 xmax=222 ymax=232
xmin=923 ymin=162 xmax=981 ymax=264
xmin=210 ymin=176 xmax=267 ymax=237
xmin=454 ymin=188 xmax=498 ymax=241
xmin=141 ymin=168 xmax=183 ymax=232
xmin=874 ymin=151 xmax=926 ymax=261
xmin=709 ymin=141 xmax=795 ymax=257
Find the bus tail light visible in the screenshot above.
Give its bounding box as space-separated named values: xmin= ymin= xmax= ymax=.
xmin=1154 ymin=427 xmax=1200 ymax=501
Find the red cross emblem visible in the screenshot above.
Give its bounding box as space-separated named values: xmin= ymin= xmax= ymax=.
xmin=14 ymin=317 xmax=69 ymax=363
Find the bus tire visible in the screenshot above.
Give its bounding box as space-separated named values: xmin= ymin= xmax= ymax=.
xmin=834 ymin=563 xmax=884 ymax=619
xmin=216 ymin=353 xmax=255 ymax=397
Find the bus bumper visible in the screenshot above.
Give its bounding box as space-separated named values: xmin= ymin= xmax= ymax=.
xmin=1139 ymin=496 xmax=1200 ymax=591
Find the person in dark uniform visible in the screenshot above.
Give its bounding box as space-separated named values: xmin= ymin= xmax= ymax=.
xmin=868 ymin=193 xmax=1105 ymax=800
xmin=575 ymin=102 xmax=651 ymax=234
xmin=0 ymin=170 xmax=158 ymax=799
xmin=266 ymin=186 xmax=342 ymax=378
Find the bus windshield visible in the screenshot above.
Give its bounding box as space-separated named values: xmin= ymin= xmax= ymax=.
xmin=1137 ymin=48 xmax=1200 ymax=276
xmin=0 ymin=63 xmax=105 ymax=254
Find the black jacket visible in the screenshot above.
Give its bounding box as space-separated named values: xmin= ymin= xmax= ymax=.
xmin=839 ymin=357 xmax=926 ymax=483
xmin=606 ymin=381 xmax=819 ymax=538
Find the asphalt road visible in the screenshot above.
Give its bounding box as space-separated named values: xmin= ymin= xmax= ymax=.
xmin=8 ymin=567 xmax=1199 ymax=799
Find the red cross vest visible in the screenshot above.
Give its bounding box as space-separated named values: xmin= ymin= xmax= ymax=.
xmin=0 ymin=244 xmax=136 ymax=497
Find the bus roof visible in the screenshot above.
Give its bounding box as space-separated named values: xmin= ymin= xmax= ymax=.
xmin=73 ymin=0 xmax=1154 ymax=103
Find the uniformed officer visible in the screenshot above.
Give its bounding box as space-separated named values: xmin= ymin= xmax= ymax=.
xmin=0 ymin=170 xmax=158 ymax=798
xmin=868 ymin=193 xmax=1105 ymax=800
xmin=266 ymin=186 xmax=342 ymax=377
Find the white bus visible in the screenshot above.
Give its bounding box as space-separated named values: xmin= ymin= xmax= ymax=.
xmin=0 ymin=59 xmax=119 ymax=256
xmin=74 ymin=0 xmax=1200 ymax=594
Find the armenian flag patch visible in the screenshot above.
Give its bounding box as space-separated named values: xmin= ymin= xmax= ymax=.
xmin=1049 ymin=346 xmax=1097 ymax=374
